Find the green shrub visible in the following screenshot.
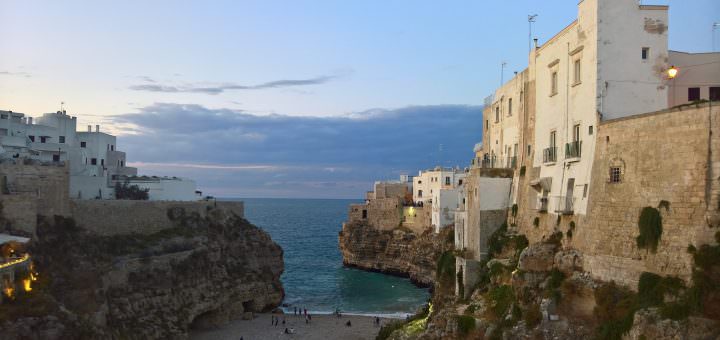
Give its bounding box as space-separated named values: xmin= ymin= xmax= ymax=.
xmin=519 ymin=166 xmax=526 ymax=176
xmin=457 ymin=269 xmax=465 ymax=298
xmin=533 ymin=217 xmax=540 ymax=228
xmin=637 ymin=207 xmax=663 ymax=253
xmin=658 ymin=200 xmax=670 ymax=211
xmin=488 ymin=285 xmax=515 ymax=317
xmin=594 ymin=282 xmax=637 ymax=340
xmin=660 ymin=301 xmax=691 ymax=320
xmin=436 ymin=251 xmax=456 ymax=282
xmin=455 ymin=315 xmax=476 ymax=334
xmin=511 ymin=204 xmax=519 ymax=217
xmin=546 ymin=231 xmax=563 ymax=247
xmin=488 ymin=223 xmax=509 ymax=256
xmin=523 ymin=303 xmax=542 ymax=328
xmin=556 ymin=214 xmax=561 ymax=226
xmin=376 ymin=320 xmax=406 ymax=340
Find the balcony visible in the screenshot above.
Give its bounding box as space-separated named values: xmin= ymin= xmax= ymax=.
xmin=552 ymin=196 xmax=575 ymax=215
xmin=543 ymin=147 xmax=557 ymax=163
xmin=534 ymin=196 xmax=549 ymax=212
xmin=565 ymin=141 xmax=582 ymax=159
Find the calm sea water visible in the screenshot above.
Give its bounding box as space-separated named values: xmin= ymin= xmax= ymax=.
xmin=231 ymin=198 xmax=430 ymax=316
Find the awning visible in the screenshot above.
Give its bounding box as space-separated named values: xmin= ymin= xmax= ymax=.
xmin=529 ymin=177 xmax=552 ymax=192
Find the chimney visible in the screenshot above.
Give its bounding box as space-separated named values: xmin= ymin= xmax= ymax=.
xmin=28 ymin=117 xmax=33 ymax=125
xmin=87 ymin=125 xmax=92 ymax=132
xmin=95 ymin=125 xmax=100 ymax=133
xmin=534 ymin=38 xmax=539 ymax=49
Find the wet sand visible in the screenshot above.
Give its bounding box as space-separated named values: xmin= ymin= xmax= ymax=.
xmin=190 ymin=313 xmax=395 ymax=340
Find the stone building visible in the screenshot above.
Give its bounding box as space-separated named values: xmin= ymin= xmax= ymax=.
xmin=667 ymin=51 xmax=720 ymax=107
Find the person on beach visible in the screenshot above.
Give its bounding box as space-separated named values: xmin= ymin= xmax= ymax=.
xmin=282 ymin=317 xmax=286 ymax=325
xmin=375 ymin=316 xmax=381 ymax=326
xmin=346 ymin=320 xmax=352 ymax=327
xmin=271 ymin=315 xmax=274 ymax=325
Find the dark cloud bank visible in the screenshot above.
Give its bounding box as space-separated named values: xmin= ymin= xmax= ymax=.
xmin=114 ymin=103 xmax=482 ymax=198
xmin=128 ymin=75 xmax=339 ymax=95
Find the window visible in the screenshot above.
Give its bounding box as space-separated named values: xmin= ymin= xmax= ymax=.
xmin=527 ymin=144 xmax=532 ymax=156
xmin=101 ymin=159 xmax=105 ymax=166
xmin=121 ymin=160 xmax=125 ymax=167
xmin=495 ymin=107 xmax=500 ymax=122
xmin=551 ymin=72 xmax=558 ymax=95
xmin=80 ymin=141 xmax=86 ymax=148
xmin=111 ymin=145 xmax=114 ymax=151
xmin=588 ymin=126 xmax=594 ymax=135
xmin=609 ymin=167 xmax=621 ymax=183
xmin=688 ymin=87 xmax=700 ymax=101
xmin=418 ymin=190 xmax=423 ymax=197
xmin=52 ymin=154 xmax=60 ymax=162
xmin=573 ymin=59 xmax=581 ymax=84
xmin=59 ymin=136 xmax=65 ymax=143
xmin=583 ymin=184 xmax=588 ymax=198
xmin=40 ymin=136 xmax=47 ymax=143
xmin=458 ymin=179 xmax=463 ymax=186
xmin=508 ymin=98 xmax=513 ymax=116
xmin=0 ymin=114 xmax=7 ymax=119
xmin=91 ymin=158 xmax=97 ymax=165
xmin=711 ymin=87 xmax=720 ymax=101
xmin=641 ymin=47 xmax=649 ymax=60
xmin=445 ymin=177 xmax=451 ymax=185
xmin=485 ymin=120 xmax=489 ymax=131
xmin=29 ymin=136 xmax=35 ymax=142
xmin=573 ymin=124 xmax=580 ymax=142
xmin=362 ymin=210 xmax=367 ymax=219
xmin=550 ymin=131 xmax=556 ymax=148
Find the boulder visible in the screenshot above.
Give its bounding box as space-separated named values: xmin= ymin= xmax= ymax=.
xmin=518 ymin=243 xmax=556 ymax=272
xmin=554 ymin=249 xmax=583 ymax=275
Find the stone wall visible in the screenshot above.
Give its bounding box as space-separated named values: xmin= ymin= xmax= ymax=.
xmin=70 ymin=200 xmax=244 ymax=236
xmin=347 ymin=197 xmax=403 ymax=231
xmin=0 ymin=194 xmax=37 ymax=234
xmin=0 ymin=161 xmax=70 ymax=217
xmin=578 ymin=103 xmax=720 ymax=286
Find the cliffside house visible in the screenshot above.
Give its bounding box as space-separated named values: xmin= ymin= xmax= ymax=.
xmin=412 ymin=166 xmax=467 ymax=233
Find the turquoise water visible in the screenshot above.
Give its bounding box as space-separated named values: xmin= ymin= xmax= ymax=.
xmin=236 ymin=198 xmax=430 ymax=316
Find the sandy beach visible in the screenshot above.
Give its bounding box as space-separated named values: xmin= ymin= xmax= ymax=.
xmin=190 ymin=313 xmax=396 ymax=340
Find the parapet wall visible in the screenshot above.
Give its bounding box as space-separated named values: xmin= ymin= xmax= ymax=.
xmin=578 ymin=103 xmax=720 ymax=286
xmin=70 ymin=200 xmax=244 ymax=236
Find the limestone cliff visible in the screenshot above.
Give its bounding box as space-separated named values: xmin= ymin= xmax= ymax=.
xmin=338 ymin=221 xmax=453 ymax=287
xmin=0 ymin=207 xmax=284 ymax=339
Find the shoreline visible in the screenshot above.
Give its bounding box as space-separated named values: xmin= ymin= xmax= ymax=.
xmin=190 ymin=313 xmax=394 ymax=340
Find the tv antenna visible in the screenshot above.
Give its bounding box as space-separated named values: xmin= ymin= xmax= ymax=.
xmin=528 ymin=14 xmax=538 ymax=54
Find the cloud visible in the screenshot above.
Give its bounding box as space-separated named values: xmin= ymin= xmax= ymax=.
xmin=111 ymin=103 xmax=483 ymax=198
xmin=128 ymin=74 xmax=342 ymax=95
xmin=0 ymin=71 xmax=31 ymax=78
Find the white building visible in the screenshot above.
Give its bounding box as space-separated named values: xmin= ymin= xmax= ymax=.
xmin=531 ymin=0 xmax=671 ymax=216
xmin=0 ymin=109 xmax=198 ymax=201
xmin=667 ymin=51 xmax=720 ymax=107
xmin=412 ymin=166 xmax=467 ymax=232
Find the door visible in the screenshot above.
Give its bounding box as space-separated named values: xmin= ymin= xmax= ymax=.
xmin=565 ymin=178 xmax=575 ymax=212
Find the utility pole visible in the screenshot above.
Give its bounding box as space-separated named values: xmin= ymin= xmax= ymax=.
xmin=713 ymin=23 xmax=720 ymax=52
xmin=528 ymin=14 xmax=538 ymax=54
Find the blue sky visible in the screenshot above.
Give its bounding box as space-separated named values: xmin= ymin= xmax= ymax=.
xmin=1 ymin=0 xmax=718 ymax=198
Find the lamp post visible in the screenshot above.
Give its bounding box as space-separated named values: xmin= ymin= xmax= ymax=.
xmin=667 ymin=65 xmax=679 ymax=106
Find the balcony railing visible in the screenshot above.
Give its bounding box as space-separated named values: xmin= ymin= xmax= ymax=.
xmin=543 ymin=147 xmax=557 ymax=163
xmin=534 ymin=196 xmax=549 ymax=212
xmin=552 ymin=196 xmax=575 ymax=215
xmin=565 ymin=141 xmax=582 ymax=159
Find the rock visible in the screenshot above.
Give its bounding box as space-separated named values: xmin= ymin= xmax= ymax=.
xmin=338 ymin=221 xmax=452 ymax=286
xmin=0 ymin=209 xmax=285 ymax=340
xmin=554 ymin=249 xmax=583 ymax=275
xmin=625 ymin=308 xmax=720 ymax=340
xmin=518 ymin=243 xmax=556 ymax=272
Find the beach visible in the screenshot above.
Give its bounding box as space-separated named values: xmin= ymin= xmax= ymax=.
xmin=190 ymin=313 xmax=395 ymax=340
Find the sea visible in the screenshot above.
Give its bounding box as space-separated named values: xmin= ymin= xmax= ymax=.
xmin=232 ymin=198 xmax=430 ymax=317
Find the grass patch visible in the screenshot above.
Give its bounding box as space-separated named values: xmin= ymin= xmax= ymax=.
xmin=488 ymin=285 xmax=515 ymax=318
xmin=436 ymin=251 xmax=456 ymax=283
xmin=455 ymin=315 xmax=476 ymax=335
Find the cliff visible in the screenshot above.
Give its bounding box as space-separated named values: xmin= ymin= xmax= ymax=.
xmin=0 ymin=206 xmax=284 ymax=339
xmin=338 ymin=221 xmax=453 ymax=287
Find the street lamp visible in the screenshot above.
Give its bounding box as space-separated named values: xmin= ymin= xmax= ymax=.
xmin=667 ymin=65 xmax=678 ymax=79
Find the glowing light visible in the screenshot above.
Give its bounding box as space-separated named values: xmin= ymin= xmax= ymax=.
xmin=3 ymin=286 xmax=13 ymax=299
xmin=667 ymin=66 xmax=678 ymax=79
xmin=22 ymin=279 xmax=32 ymax=292
xmin=0 ymin=253 xmax=30 ymax=269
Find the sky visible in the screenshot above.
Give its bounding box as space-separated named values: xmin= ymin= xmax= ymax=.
xmin=1 ymin=0 xmax=718 ymax=198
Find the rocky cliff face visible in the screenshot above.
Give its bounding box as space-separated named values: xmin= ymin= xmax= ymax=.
xmin=0 ymin=207 xmax=284 ymax=339
xmin=338 ymin=221 xmax=452 ymax=287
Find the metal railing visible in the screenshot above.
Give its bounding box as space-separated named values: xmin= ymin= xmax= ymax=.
xmin=543 ymin=147 xmax=557 ymax=163
xmin=534 ymin=196 xmax=549 ymax=212
xmin=506 ymin=156 xmax=517 ymax=169
xmin=565 ymin=141 xmax=582 ymax=158
xmin=552 ymin=196 xmax=575 ymax=214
